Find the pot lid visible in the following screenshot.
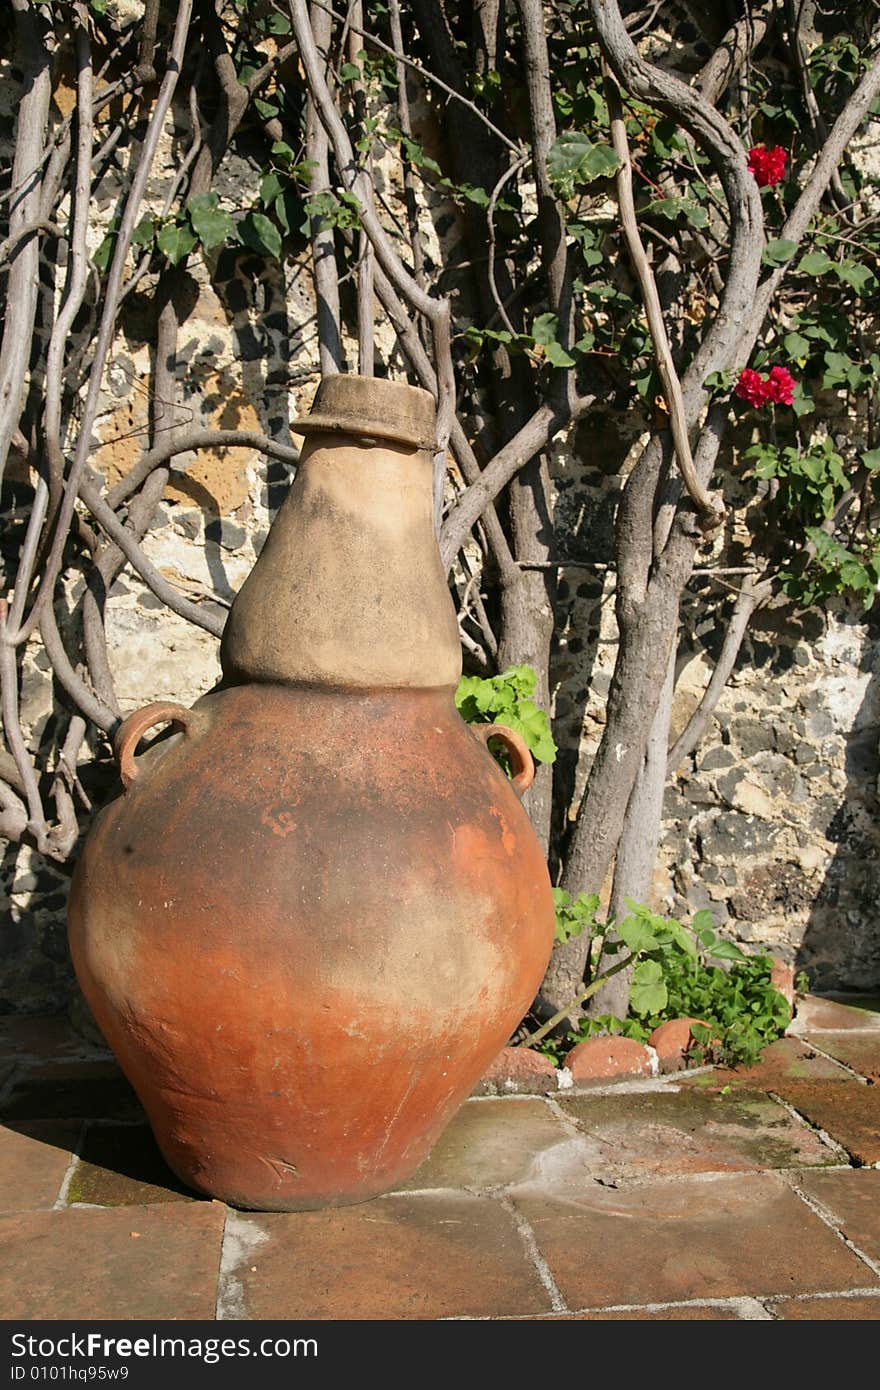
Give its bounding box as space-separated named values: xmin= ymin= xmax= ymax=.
xmin=294 ymin=374 xmax=437 ymax=451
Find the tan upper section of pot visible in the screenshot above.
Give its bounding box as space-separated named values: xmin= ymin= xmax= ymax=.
xmin=220 ymin=376 xmax=461 ymax=690
xmin=295 ymin=373 xmax=438 ymax=451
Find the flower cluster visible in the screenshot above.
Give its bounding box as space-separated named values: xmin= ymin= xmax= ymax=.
xmin=747 ymin=144 xmax=787 ymax=188
xmin=735 ymin=365 xmax=796 ymax=407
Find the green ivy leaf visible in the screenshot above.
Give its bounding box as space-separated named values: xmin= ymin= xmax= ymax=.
xmin=531 ymin=312 xmax=561 ymax=346
xmin=763 ymin=238 xmax=798 ymax=267
xmin=260 ymin=172 xmax=284 ymax=206
xmin=650 ymin=119 xmax=687 ymax=157
xmin=131 ymin=217 xmax=155 ymax=248
xmin=239 ymin=211 xmax=283 ymax=259
xmin=704 ymin=369 xmax=734 ymax=398
xmin=157 ymin=222 xmax=197 ymax=266
xmin=547 ymin=131 xmax=619 ymax=192
xmin=799 ymin=251 xmax=834 ymax=275
xmin=274 ymin=190 xmax=305 ymax=239
xmin=783 ymin=331 xmax=811 ymax=360
xmin=644 ymin=196 xmax=708 ymax=229
xmin=823 ymin=350 xmax=861 ymax=390
xmin=861 ymin=449 xmax=880 ymax=472
xmin=92 ymin=230 xmax=116 ymax=273
xmin=187 ymin=193 xmax=233 ymax=252
xmin=271 ymin=140 xmax=296 ymax=165
xmin=833 ymin=260 xmax=874 ymax=293
xmin=545 ymin=340 xmax=576 ymax=369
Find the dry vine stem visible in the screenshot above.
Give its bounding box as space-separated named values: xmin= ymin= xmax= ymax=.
xmin=288 ymin=0 xmax=455 ymax=514
xmin=603 ymin=67 xmax=724 ymax=534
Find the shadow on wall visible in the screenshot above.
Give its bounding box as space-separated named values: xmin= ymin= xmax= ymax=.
xmin=797 ymin=611 xmax=880 ymax=992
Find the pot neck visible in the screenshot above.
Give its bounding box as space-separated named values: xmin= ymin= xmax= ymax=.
xmin=220 ymin=433 xmax=462 ymax=690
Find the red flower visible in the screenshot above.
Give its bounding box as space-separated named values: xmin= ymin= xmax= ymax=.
xmin=734 ymin=368 xmax=770 ymax=407
xmin=734 ymin=365 xmax=797 ymax=408
xmin=765 ymin=365 xmax=796 ymax=405
xmin=747 ymin=144 xmax=787 ymax=188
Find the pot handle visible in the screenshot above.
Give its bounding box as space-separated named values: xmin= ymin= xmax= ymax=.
xmin=473 ymin=723 xmax=535 ymax=798
xmin=114 ymin=702 xmax=195 ymax=791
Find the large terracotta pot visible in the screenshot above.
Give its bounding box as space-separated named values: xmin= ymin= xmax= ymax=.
xmin=68 ymin=377 xmax=555 ymax=1210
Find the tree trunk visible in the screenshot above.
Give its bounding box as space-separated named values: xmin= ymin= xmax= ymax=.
xmin=539 ymin=561 xmax=680 ymax=1011
xmin=497 ymin=455 xmax=556 ymax=850
xmin=587 ymin=644 xmax=676 ymax=1019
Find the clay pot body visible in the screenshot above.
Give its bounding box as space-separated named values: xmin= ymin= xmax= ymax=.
xmin=68 ymin=377 xmax=555 ymax=1210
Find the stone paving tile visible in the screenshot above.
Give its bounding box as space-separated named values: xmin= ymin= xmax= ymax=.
xmin=513 ymin=1173 xmax=877 ymax=1307
xmin=773 ymin=1080 xmax=880 ymax=1165
xmin=500 ymin=1305 xmax=744 ymax=1319
xmin=568 ymin=1305 xmax=745 ymax=1320
xmin=795 ymin=1169 xmax=880 ymax=1262
xmin=790 ymin=996 xmax=880 ymax=1034
xmin=0 ymin=1203 xmax=226 ymax=1319
xmin=0 ymin=1120 xmax=80 ymax=1212
xmin=66 ymin=1125 xmax=197 ymax=1207
xmin=226 ymin=1193 xmax=551 ymax=1320
xmin=681 ymin=1037 xmax=850 ymax=1092
xmin=397 ymin=1098 xmax=569 ymax=1191
xmin=770 ymin=1294 xmax=880 ymax=1319
xmin=556 ymin=1085 xmax=840 ymax=1178
xmin=1 ymin=1063 xmax=143 ymax=1122
xmin=803 ymin=1032 xmax=880 ymax=1082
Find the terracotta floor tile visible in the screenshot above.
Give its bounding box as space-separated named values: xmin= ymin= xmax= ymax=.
xmin=795 ymin=1169 xmax=880 ymax=1262
xmin=682 ymin=1037 xmax=850 ymax=1091
xmin=0 ymin=1203 xmax=226 ymax=1319
xmin=0 ymin=1120 xmax=80 ymax=1211
xmin=770 ymin=1294 xmax=880 ymax=1319
xmin=569 ymin=1304 xmax=744 ymax=1320
xmin=513 ymin=1172 xmax=877 ymax=1307
xmin=398 ymin=1098 xmax=569 ymax=1191
xmin=500 ymin=1304 xmax=743 ymax=1319
xmin=224 ymin=1193 xmax=551 ymax=1320
xmin=774 ymin=1080 xmax=880 ymax=1165
xmin=555 ymin=1086 xmax=839 ymax=1178
xmin=802 ymin=1033 xmax=880 ymax=1082
xmin=66 ymin=1125 xmax=197 ymax=1207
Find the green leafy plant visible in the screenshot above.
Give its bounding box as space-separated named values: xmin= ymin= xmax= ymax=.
xmin=455 ymin=664 xmax=557 ymax=765
xmin=552 ymin=889 xmax=601 ymax=945
xmin=546 ymin=130 xmax=620 ymax=197
xmin=525 ymin=902 xmax=792 ymax=1069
